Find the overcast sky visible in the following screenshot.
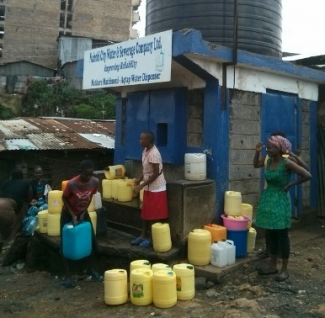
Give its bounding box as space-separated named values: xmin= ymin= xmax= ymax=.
xmin=135 ymin=0 xmax=325 ymax=56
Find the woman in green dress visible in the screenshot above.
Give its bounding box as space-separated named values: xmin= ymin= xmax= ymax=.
xmin=254 ymin=136 xmax=311 ymax=282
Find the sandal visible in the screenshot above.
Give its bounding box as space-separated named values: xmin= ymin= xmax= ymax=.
xmin=139 ymin=239 xmax=152 ymax=248
xmin=258 ymin=268 xmax=278 ymax=276
xmin=275 ymin=273 xmax=289 ymax=282
xmin=83 ymin=269 xmax=103 ymax=281
xmin=61 ymin=278 xmax=76 ymax=288
xmin=90 ymin=269 xmax=103 ymax=281
xmin=131 ymin=237 xmax=145 ymax=245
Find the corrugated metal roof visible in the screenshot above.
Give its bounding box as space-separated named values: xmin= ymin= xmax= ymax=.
xmin=0 ymin=117 xmax=115 ymax=151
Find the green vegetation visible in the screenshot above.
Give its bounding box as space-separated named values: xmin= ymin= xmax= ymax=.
xmin=0 ymin=104 xmax=15 ymax=119
xmin=22 ymin=79 xmax=116 ymax=119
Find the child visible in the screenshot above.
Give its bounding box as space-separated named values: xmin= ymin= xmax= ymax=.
xmin=60 ymin=159 xmax=101 ymax=288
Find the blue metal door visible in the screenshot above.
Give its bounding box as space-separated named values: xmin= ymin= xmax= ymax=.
xmin=125 ymin=92 xmax=150 ymax=159
xmin=261 ymin=91 xmax=302 ymax=217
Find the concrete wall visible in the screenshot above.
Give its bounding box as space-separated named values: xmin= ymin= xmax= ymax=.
xmin=228 ymin=89 xmax=312 ymax=216
xmin=1 ymin=0 xmax=132 ymax=69
xmin=228 ymin=89 xmax=261 ymax=209
xmin=2 ymin=0 xmax=60 ymax=69
xmin=187 ymin=89 xmax=204 ymax=147
xmin=71 ymin=0 xmax=131 ymax=42
xmin=167 ymin=179 xmax=216 ymax=244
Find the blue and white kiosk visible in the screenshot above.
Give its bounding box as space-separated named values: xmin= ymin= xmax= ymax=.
xmin=83 ymin=29 xmax=325 ymax=243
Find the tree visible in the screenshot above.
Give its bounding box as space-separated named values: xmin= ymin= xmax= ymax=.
xmin=72 ymin=104 xmax=96 ymax=119
xmin=22 ymin=79 xmax=116 ymax=119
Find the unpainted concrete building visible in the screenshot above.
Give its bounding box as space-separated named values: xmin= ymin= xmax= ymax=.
xmin=0 ymin=0 xmax=135 ymax=69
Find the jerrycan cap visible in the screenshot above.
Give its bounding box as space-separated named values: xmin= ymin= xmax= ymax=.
xmin=144 ymin=261 xmax=150 ymax=265
xmin=186 ymin=265 xmax=194 ymax=270
xmin=167 ymin=271 xmax=174 ymax=275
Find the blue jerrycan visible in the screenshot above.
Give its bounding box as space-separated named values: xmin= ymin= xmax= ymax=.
xmin=62 ymin=221 xmax=92 ymax=260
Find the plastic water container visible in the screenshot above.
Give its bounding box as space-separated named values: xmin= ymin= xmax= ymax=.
xmin=224 ymin=191 xmax=242 ymax=216
xmin=48 ymin=190 xmax=63 ymax=214
xmin=126 ymin=178 xmax=136 ymax=197
xmin=27 ymin=206 xmax=39 ymax=217
xmin=22 ymin=216 xmax=38 ymax=236
xmin=111 ymin=179 xmax=120 ymax=200
xmin=88 ymin=195 xmax=95 ymax=212
xmin=211 ymin=241 xmax=227 ymax=267
xmin=152 ymin=263 xmax=172 ymax=273
xmin=93 ymin=191 xmax=102 ymax=210
xmin=187 ymin=229 xmax=211 ymax=266
xmin=247 ymin=227 xmax=257 ymax=253
xmin=104 ymin=269 xmax=128 ymax=305
xmin=130 ymin=268 xmax=153 ymax=306
xmin=152 ymin=222 xmax=172 ymax=252
xmin=227 ymin=229 xmax=248 ymax=258
xmin=117 ymin=179 xmax=133 ymax=202
xmin=184 ymin=153 xmax=207 ymax=181
xmin=104 ymin=165 xmax=126 ymax=180
xmin=88 ymin=211 xmax=97 ymax=235
xmin=203 ymin=224 xmax=227 ymax=243
xmin=37 ymin=210 xmax=48 ymax=233
xmin=173 ymin=263 xmax=195 ymax=300
xmin=61 ymin=180 xmax=68 ymax=191
xmin=153 ymin=270 xmax=177 ymax=308
xmin=221 ymin=239 xmax=236 ymax=265
xmin=102 ymin=179 xmax=112 ymax=199
xmin=47 ymin=213 xmax=61 ymax=236
xmin=130 ymin=260 xmax=151 ymax=273
xmin=139 ymin=181 xmax=144 ymax=202
xmin=62 ymin=222 xmax=92 ymax=260
xmin=241 ymin=203 xmax=253 ymax=221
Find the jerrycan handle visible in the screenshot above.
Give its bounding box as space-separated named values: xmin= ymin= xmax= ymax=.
xmin=226 ymin=240 xmax=234 ymax=246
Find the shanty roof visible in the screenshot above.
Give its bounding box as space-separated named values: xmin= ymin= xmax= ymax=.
xmin=0 ymin=117 xmax=115 ymax=151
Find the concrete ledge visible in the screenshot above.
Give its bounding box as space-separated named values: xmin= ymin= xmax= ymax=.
xmin=26 ymin=227 xmax=185 ymax=274
xmin=193 ymin=222 xmax=325 ymax=283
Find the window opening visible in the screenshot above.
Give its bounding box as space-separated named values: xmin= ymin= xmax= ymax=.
xmin=67 ymin=13 xmax=72 ymax=29
xmin=0 ymin=7 xmax=5 ymax=21
xmin=60 ymin=0 xmax=66 ymax=10
xmin=60 ymin=0 xmax=74 ymax=33
xmin=59 ymin=13 xmax=65 ymax=28
xmin=157 ymin=123 xmax=168 ymax=147
xmin=68 ymin=0 xmax=74 ymax=12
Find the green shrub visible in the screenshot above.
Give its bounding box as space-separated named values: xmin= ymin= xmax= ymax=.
xmin=0 ymin=104 xmax=15 ymax=119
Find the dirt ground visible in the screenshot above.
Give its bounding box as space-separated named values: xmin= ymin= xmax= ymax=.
xmin=1 ymin=230 xmax=325 ymax=318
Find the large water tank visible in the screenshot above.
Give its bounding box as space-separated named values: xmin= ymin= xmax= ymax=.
xmin=146 ymin=0 xmax=282 ymax=58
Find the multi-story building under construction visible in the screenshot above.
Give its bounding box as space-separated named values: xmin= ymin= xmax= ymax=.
xmin=0 ymin=0 xmax=139 ymax=69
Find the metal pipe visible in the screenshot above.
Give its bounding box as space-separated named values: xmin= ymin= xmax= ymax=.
xmin=222 ymin=0 xmax=238 ymax=110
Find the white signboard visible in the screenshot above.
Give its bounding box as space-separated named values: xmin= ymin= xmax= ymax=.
xmin=83 ymin=30 xmax=172 ymax=89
